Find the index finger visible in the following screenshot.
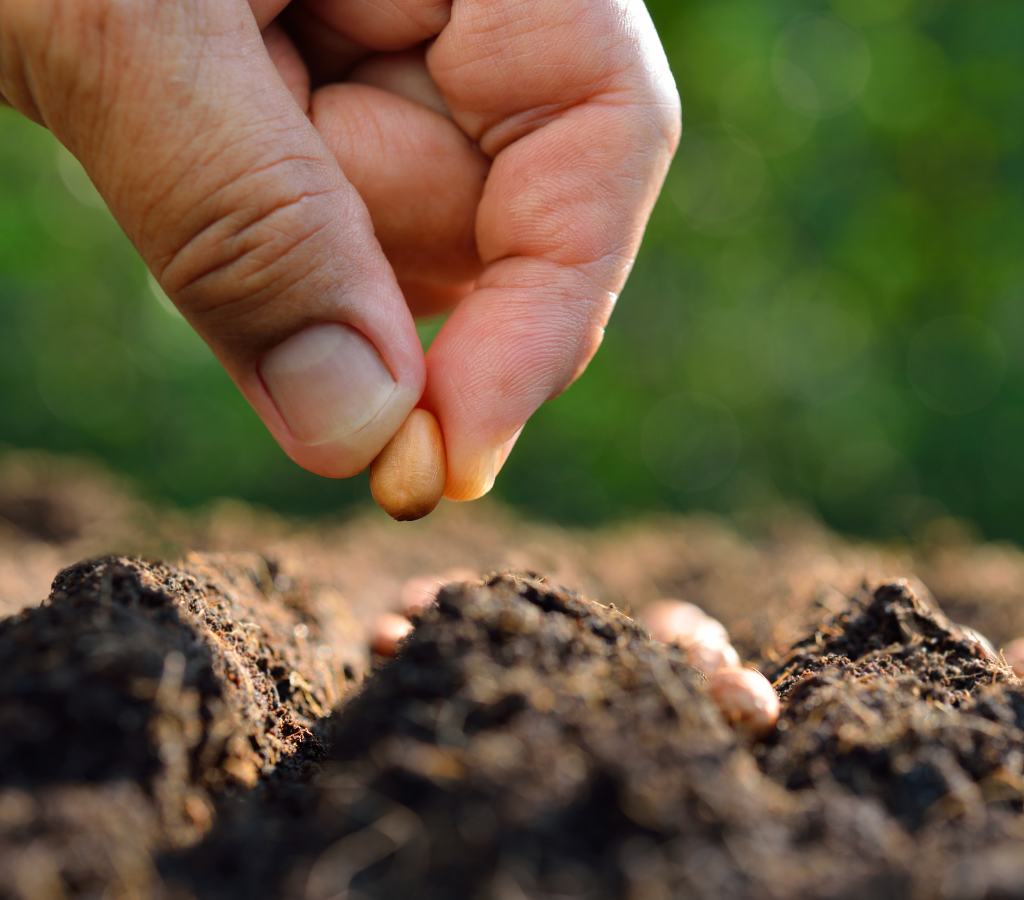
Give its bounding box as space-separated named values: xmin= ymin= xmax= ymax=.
xmin=423 ymin=0 xmax=680 ymax=499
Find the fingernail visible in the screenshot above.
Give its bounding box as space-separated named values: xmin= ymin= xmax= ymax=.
xmin=259 ymin=323 xmax=396 ymax=446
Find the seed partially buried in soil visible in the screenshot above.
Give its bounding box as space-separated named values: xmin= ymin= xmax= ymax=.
xmin=640 ymin=599 xmax=776 ymax=737
xmin=369 ymin=408 xmax=447 ymax=521
xmin=400 ymin=568 xmax=479 ymax=618
xmin=708 ymin=667 xmax=780 ymax=740
xmin=686 ymin=638 xmax=740 ymax=675
xmin=370 ymin=612 xmax=414 ymax=657
xmin=640 ymin=599 xmax=729 ymax=647
xmin=1001 ymin=636 xmax=1024 ymax=676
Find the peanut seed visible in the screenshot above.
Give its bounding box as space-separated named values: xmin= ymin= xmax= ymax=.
xmin=399 ymin=568 xmax=479 ymax=618
xmin=370 ymin=612 xmax=414 ymax=657
xmin=370 ymin=408 xmax=447 ymax=521
xmin=957 ymin=624 xmax=998 ymax=662
xmin=685 ymin=638 xmax=740 ymax=676
xmin=641 ymin=600 xmax=727 ymax=646
xmin=1002 ymin=636 xmax=1024 ymax=677
xmin=708 ymin=667 xmax=780 ymax=740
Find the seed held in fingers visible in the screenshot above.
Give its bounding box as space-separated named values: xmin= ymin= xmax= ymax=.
xmin=708 ymin=667 xmax=780 ymax=741
xmin=371 ymin=612 xmax=414 ymax=657
xmin=370 ymin=408 xmax=447 ymax=521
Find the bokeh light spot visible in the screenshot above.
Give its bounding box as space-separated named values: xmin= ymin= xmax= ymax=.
xmin=769 ymin=274 xmax=871 ymax=403
xmin=641 ymin=393 xmax=741 ymax=492
xmin=829 ymin=0 xmax=915 ymax=27
xmin=983 ymin=407 xmax=1024 ymax=501
xmin=773 ymin=15 xmax=872 ymax=116
xmin=819 ymin=441 xmax=915 ymax=504
xmin=719 ymin=59 xmax=815 ymax=156
xmin=907 ymin=316 xmax=1005 ymax=415
xmin=668 ymin=129 xmax=767 ymax=231
xmin=860 ymin=27 xmax=948 ymax=132
xmin=55 ymin=146 xmax=106 ymax=211
xmin=35 ymin=327 xmax=140 ymax=434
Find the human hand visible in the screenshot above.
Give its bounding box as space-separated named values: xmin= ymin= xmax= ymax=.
xmin=0 ymin=0 xmax=679 ymax=503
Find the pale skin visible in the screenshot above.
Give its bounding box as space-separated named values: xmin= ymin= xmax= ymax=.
xmin=0 ymin=0 xmax=681 ymax=503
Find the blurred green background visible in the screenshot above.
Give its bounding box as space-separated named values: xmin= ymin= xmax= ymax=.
xmin=2 ymin=0 xmax=1023 ymax=540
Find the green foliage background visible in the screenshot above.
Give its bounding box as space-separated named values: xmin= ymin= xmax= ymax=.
xmin=2 ymin=0 xmax=1024 ymax=538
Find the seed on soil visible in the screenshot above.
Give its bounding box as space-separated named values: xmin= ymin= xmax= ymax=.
xmin=957 ymin=624 xmax=999 ymax=662
xmin=400 ymin=568 xmax=479 ymax=618
xmin=369 ymin=409 xmax=447 ymax=521
xmin=640 ymin=600 xmax=727 ymax=646
xmin=1002 ymin=636 xmax=1024 ymax=677
xmin=708 ymin=667 xmax=780 ymax=740
xmin=686 ymin=638 xmax=740 ymax=676
xmin=371 ymin=612 xmax=414 ymax=657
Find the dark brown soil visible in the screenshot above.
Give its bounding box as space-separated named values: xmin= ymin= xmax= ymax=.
xmin=5 ymin=452 xmax=1024 ymax=898
xmin=0 ymin=553 xmax=346 ymax=897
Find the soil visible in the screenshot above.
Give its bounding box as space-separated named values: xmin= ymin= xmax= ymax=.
xmin=4 ymin=451 xmax=1024 ymax=898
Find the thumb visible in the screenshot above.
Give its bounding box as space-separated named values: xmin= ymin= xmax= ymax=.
xmin=0 ymin=0 xmax=424 ymax=478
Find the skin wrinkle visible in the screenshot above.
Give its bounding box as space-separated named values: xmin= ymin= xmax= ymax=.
xmin=160 ymin=190 xmax=337 ymax=301
xmin=301 ymin=0 xmax=449 ymax=51
xmin=311 ymin=80 xmax=486 ymax=288
xmin=205 ymin=260 xmax=360 ymax=354
xmin=456 ymin=318 xmax=581 ymax=411
xmin=176 ymin=216 xmax=335 ymax=320
xmin=476 ymin=101 xmax=672 ymax=269
xmin=142 ymin=135 xmax=340 ymax=268
xmin=442 ymin=281 xmax=611 ymax=380
xmin=7 ymin=2 xmax=82 ymax=127
xmin=333 ymin=87 xmax=456 ymax=160
xmin=433 ymin=7 xmax=615 ymax=86
xmin=146 ymin=146 xmax=334 ymax=257
xmin=440 ymin=68 xmax=644 ymax=159
xmin=99 ymin=73 xmax=299 ymax=245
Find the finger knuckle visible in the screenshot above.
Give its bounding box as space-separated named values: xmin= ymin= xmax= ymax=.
xmin=154 ymin=159 xmax=345 ymax=326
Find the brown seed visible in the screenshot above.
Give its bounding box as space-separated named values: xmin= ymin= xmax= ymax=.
xmin=1002 ymin=636 xmax=1024 ymax=677
xmin=708 ymin=667 xmax=780 ymax=741
xmin=399 ymin=568 xmax=479 ymax=618
xmin=685 ymin=638 xmax=740 ymax=676
xmin=370 ymin=408 xmax=447 ymax=521
xmin=958 ymin=624 xmax=999 ymax=662
xmin=640 ymin=600 xmax=727 ymax=646
xmin=370 ymin=612 xmax=414 ymax=657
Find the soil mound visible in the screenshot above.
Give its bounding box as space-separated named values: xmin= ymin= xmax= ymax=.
xmin=5 ymin=557 xmax=1024 ymax=898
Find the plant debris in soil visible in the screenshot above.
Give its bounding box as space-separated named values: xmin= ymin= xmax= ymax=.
xmin=4 ymin=550 xmax=1024 ymax=899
